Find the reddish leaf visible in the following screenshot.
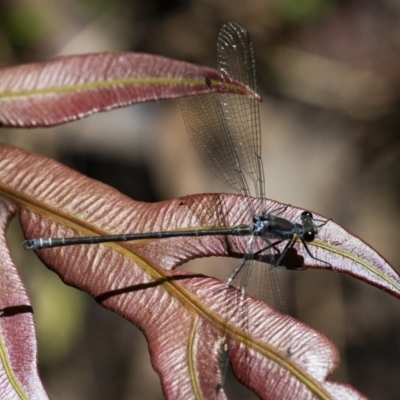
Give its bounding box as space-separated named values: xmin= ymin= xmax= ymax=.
xmin=0 ymin=198 xmax=48 ymax=399
xmin=302 ymin=218 xmax=400 ymax=297
xmin=0 ymin=142 xmax=385 ymax=399
xmin=0 ymin=52 xmax=258 ymax=127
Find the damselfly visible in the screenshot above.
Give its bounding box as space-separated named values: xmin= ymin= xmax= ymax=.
xmin=23 ymin=24 xmax=329 ymax=276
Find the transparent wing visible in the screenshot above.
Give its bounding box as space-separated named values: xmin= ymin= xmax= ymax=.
xmin=217 ymin=22 xmax=265 ymax=199
xmin=229 ymin=259 xmax=285 ymax=312
xmin=181 ymin=23 xmax=284 ymax=307
xmin=181 ymin=74 xmax=251 ymax=196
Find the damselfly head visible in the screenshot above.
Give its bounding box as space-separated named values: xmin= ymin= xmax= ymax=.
xmin=300 ymin=211 xmax=318 ymax=242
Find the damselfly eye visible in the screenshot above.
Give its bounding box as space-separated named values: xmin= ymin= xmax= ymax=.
xmin=303 ymin=230 xmax=315 ymax=242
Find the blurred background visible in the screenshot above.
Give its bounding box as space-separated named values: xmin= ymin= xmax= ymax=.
xmin=2 ymin=0 xmax=400 ymax=399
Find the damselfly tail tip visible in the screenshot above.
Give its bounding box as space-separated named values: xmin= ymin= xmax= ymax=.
xmin=22 ymin=240 xmax=38 ymax=250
